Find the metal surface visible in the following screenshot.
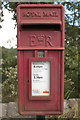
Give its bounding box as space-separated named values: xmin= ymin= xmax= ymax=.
xmin=17 ymin=4 xmax=65 ymax=115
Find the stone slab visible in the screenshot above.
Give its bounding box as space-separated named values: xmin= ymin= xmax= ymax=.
xmin=7 ymin=102 xmax=19 ymax=117
xmin=7 ymin=102 xmax=36 ymax=119
xmin=0 ymin=103 xmax=2 ymax=118
xmin=1 ymin=99 xmax=80 ymax=119
xmin=2 ymin=103 xmax=7 ymax=118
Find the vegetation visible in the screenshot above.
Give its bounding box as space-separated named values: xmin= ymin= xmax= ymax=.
xmin=2 ymin=47 xmax=17 ymax=102
xmin=2 ymin=66 xmax=17 ymax=103
xmin=2 ymin=47 xmax=17 ymax=83
xmin=1 ymin=2 xmax=80 ymax=102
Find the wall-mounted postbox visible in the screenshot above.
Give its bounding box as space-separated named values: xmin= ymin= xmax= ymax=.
xmin=17 ymin=4 xmax=65 ymax=115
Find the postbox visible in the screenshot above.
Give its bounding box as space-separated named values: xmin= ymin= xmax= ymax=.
xmin=17 ymin=4 xmax=65 ymax=115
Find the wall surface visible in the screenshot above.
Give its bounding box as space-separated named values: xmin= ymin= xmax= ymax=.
xmin=0 ymin=99 xmax=80 ymax=119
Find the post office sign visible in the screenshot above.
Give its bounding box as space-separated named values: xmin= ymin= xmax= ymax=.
xmin=31 ymin=61 xmax=50 ymax=96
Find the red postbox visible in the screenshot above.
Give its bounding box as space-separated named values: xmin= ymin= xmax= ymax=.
xmin=17 ymin=4 xmax=65 ymax=115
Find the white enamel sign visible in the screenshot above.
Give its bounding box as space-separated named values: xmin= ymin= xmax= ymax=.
xmin=31 ymin=61 xmax=50 ymax=96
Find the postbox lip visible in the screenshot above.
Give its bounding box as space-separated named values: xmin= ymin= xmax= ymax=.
xmin=17 ymin=4 xmax=65 ymax=16
xmin=17 ymin=4 xmax=64 ymax=9
xmin=17 ymin=4 xmax=65 ymax=30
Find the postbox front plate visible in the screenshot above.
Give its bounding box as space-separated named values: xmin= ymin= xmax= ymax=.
xmin=17 ymin=4 xmax=64 ymax=115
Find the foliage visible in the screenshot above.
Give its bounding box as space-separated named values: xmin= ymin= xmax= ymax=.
xmin=58 ymin=101 xmax=78 ymax=118
xmin=2 ymin=47 xmax=17 ymax=68
xmin=64 ymin=3 xmax=79 ymax=98
xmin=2 ymin=66 xmax=18 ymax=103
xmin=0 ymin=2 xmax=4 ymax=29
xmin=2 ymin=47 xmax=18 ymax=102
xmin=2 ymin=47 xmax=17 ymax=83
